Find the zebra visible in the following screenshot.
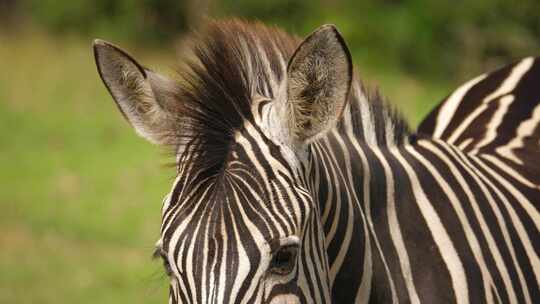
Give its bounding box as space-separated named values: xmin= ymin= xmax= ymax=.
xmin=93 ymin=19 xmax=540 ymax=303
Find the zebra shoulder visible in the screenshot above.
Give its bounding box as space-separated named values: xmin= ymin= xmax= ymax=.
xmin=417 ymin=57 xmax=540 ymax=167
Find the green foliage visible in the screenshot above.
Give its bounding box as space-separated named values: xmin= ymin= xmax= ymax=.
xmin=8 ymin=0 xmax=539 ymax=80
xmin=0 ymin=32 xmax=170 ymax=303
xmin=215 ymin=0 xmax=540 ymax=81
xmin=25 ymin=0 xmax=190 ymax=44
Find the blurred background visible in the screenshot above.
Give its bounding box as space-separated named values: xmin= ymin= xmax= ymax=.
xmin=1 ymin=0 xmax=539 ymax=303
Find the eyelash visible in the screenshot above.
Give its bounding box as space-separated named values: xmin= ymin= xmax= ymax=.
xmin=153 ymin=248 xmax=173 ymax=277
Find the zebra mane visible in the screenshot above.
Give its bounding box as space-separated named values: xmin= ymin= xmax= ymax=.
xmin=170 ymin=19 xmax=410 ymax=171
xmin=339 ymin=81 xmax=411 ymax=146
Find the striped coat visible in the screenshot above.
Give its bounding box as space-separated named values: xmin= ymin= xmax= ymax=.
xmin=94 ymin=19 xmax=540 ymax=303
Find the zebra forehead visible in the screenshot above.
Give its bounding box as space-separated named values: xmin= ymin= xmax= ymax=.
xmin=235 ymin=118 xmax=304 ymax=170
xmin=167 ymin=19 xmax=299 ymax=173
xmin=168 ymin=19 xmax=409 ymax=190
xmin=159 ymin=169 xmax=306 ymax=246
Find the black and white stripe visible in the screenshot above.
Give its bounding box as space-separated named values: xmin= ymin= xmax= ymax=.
xmin=95 ymin=19 xmax=540 ymax=303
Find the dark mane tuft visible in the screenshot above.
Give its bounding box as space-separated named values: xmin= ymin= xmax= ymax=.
xmin=166 ymin=19 xmax=410 ymax=175
xmin=168 ymin=19 xmax=299 ymax=174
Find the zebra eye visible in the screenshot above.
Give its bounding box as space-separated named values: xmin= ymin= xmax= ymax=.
xmin=269 ymin=245 xmax=298 ymax=276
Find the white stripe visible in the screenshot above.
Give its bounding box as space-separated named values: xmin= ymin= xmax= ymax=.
xmin=384 ymin=110 xmax=396 ymax=145
xmin=475 ymin=155 xmax=540 ymax=234
xmin=447 ymin=58 xmax=534 ymax=145
xmin=471 ymin=155 xmax=540 ymax=292
xmin=496 ymin=102 xmax=540 ymax=165
xmin=350 ymin=140 xmax=398 ymax=303
xmin=236 ymin=124 xmax=288 ymax=235
xmin=470 ymin=95 xmax=514 ymax=154
xmin=374 ymin=147 xmax=421 ymax=304
xmin=398 ymin=146 xmax=469 ymax=304
xmin=480 ymin=154 xmax=540 ymax=190
xmin=419 ymin=140 xmax=515 ymax=303
xmin=327 ymin=133 xmax=356 ymax=284
xmin=356 ymin=84 xmax=377 ymax=146
xmin=321 ymin=137 xmax=344 ymax=249
xmin=443 ymin=142 xmax=531 ymax=304
xmin=226 ymin=186 xmax=269 ymax=302
xmin=457 ymin=138 xmax=474 ymax=150
xmin=433 ymin=73 xmax=487 ymax=138
xmin=339 ymin=133 xmax=374 ymax=304
xmin=315 ymin=143 xmax=336 ymax=225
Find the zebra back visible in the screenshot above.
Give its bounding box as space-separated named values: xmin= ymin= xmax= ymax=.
xmin=419 ymin=57 xmax=540 ymax=172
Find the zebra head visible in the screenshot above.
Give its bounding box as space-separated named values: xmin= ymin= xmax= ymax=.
xmin=94 ymin=20 xmax=352 ymax=303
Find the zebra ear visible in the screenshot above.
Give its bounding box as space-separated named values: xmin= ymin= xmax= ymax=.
xmin=285 ymin=24 xmax=353 ymax=144
xmin=93 ymin=39 xmax=178 ymax=145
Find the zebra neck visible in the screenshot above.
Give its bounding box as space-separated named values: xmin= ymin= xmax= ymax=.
xmin=338 ymin=80 xmax=411 ymax=148
xmin=310 ymin=129 xmax=414 ymax=302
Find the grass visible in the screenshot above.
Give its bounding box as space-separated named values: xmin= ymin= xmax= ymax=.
xmin=0 ymin=30 xmax=172 ymax=303
xmin=0 ymin=28 xmax=453 ymax=303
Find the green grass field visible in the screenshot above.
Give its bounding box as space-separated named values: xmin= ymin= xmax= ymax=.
xmin=0 ymin=29 xmax=452 ymax=303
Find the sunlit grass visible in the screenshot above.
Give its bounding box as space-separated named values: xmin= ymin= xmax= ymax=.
xmin=0 ymin=29 xmax=171 ymax=304
xmin=0 ymin=28 xmax=453 ymax=303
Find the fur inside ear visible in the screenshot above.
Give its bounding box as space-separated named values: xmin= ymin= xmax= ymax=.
xmin=93 ymin=39 xmax=178 ymax=145
xmin=286 ymin=24 xmax=353 ymax=144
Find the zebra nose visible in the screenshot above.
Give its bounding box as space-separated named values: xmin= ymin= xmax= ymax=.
xmin=268 ymin=294 xmax=301 ymax=304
